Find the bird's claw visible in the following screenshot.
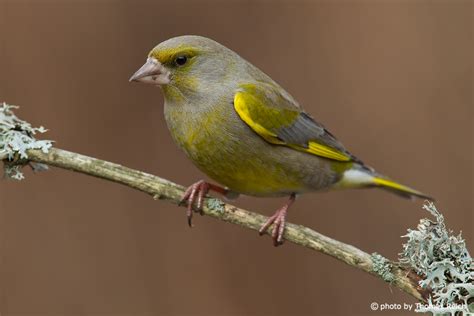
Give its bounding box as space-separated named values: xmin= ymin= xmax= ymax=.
xmin=258 ymin=193 xmax=296 ymax=246
xmin=259 ymin=207 xmax=288 ymax=246
xmin=180 ymin=180 xmax=211 ymax=227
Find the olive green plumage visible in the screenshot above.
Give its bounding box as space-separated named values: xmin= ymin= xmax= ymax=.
xmin=131 ymin=35 xmax=431 ymax=200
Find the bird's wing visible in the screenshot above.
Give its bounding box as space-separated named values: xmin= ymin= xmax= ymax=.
xmin=233 ymin=82 xmax=359 ymax=162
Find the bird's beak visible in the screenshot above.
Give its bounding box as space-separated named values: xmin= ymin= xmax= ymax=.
xmin=129 ymin=57 xmax=170 ymax=85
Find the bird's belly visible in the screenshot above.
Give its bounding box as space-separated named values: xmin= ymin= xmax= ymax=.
xmin=186 ymin=140 xmax=309 ymax=196
xmin=195 ymin=146 xmax=305 ymax=197
xmin=164 ymin=104 xmax=338 ymax=197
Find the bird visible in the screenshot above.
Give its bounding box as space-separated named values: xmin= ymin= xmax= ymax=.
xmin=130 ymin=35 xmax=432 ymax=246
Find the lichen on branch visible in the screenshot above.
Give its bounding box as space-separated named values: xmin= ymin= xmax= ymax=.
xmin=0 ymin=102 xmax=52 ymax=179
xmin=400 ymin=202 xmax=474 ymax=314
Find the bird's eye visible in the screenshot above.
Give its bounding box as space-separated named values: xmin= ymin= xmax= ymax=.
xmin=175 ymin=55 xmax=188 ymax=66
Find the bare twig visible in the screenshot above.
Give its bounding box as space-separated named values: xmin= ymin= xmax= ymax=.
xmin=10 ymin=147 xmax=429 ymax=301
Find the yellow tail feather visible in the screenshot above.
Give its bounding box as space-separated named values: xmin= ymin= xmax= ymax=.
xmin=372 ymin=177 xmax=434 ymax=200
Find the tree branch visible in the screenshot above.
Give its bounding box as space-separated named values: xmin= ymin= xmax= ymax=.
xmin=8 ymin=147 xmax=428 ymax=301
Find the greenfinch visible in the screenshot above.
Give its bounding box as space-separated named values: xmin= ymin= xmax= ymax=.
xmin=130 ymin=35 xmax=432 ymax=246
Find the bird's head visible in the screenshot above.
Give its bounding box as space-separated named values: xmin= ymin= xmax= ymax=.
xmin=130 ymin=35 xmax=236 ymax=101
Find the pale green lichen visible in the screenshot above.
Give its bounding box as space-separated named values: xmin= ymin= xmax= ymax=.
xmin=400 ymin=202 xmax=473 ymax=315
xmin=206 ymin=198 xmax=226 ymax=213
xmin=371 ymin=252 xmax=395 ymax=282
xmin=0 ymin=102 xmax=52 ymax=179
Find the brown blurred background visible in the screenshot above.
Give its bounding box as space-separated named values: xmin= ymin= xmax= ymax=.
xmin=0 ymin=0 xmax=472 ymax=315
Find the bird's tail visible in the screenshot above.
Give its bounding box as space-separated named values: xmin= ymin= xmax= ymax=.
xmin=336 ymin=167 xmax=434 ymax=200
xmin=371 ymin=175 xmax=433 ymax=200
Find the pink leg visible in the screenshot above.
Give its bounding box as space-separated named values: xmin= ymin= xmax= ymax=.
xmin=179 ymin=180 xmax=228 ymax=227
xmin=259 ymin=193 xmax=296 ymax=246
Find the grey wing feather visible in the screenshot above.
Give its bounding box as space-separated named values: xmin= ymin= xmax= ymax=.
xmin=276 ymin=112 xmax=363 ymax=164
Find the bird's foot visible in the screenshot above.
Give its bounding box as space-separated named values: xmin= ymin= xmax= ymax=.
xmin=179 ymin=180 xmax=227 ymax=227
xmin=259 ymin=193 xmax=296 ymax=246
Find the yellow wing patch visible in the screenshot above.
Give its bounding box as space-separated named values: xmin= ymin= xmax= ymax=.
xmin=234 ymin=92 xmax=283 ymax=144
xmin=234 ymin=90 xmax=351 ymax=162
xmin=307 ymin=142 xmax=351 ymax=161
